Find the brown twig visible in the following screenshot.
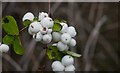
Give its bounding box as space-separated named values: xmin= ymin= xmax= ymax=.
xmin=19 ymin=26 xmax=27 ymax=33
xmin=2 ymin=54 xmax=23 ymax=71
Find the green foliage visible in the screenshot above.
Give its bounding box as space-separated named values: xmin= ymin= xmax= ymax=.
xmin=2 ymin=16 xmax=25 ymax=55
xmin=47 ymin=46 xmax=65 ymax=61
xmin=12 ymin=36 xmax=25 ymax=55
xmin=33 ymin=17 xmax=39 ymax=21
xmin=66 ymin=51 xmax=81 ymax=57
xmin=52 ymin=19 xmax=62 ymax=32
xmin=23 ymin=19 xmax=32 ymax=27
xmin=3 ymin=35 xmax=14 ymax=45
xmin=2 ymin=16 xmax=19 ymax=35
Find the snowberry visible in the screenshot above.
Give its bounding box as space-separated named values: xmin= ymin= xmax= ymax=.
xmin=67 ymin=26 xmax=76 ymax=37
xmin=57 ymin=41 xmax=68 ymax=51
xmin=61 ymin=33 xmax=71 ymax=44
xmin=61 ymin=55 xmax=74 ymax=66
xmin=33 ymin=32 xmax=43 ymax=42
xmin=0 ymin=44 xmax=9 ymax=53
xmin=69 ymin=39 xmax=76 ymax=47
xmin=65 ymin=65 xmax=75 ymax=71
xmin=22 ymin=12 xmax=34 ymax=21
xmin=60 ymin=23 xmax=68 ymax=33
xmin=47 ymin=29 xmax=52 ymax=34
xmin=42 ymin=34 xmax=52 ymax=44
xmin=52 ymin=61 xmax=65 ymax=71
xmin=41 ymin=17 xmax=54 ymax=28
xmin=40 ymin=27 xmax=48 ymax=34
xmin=38 ymin=12 xmax=48 ymax=21
xmin=52 ymin=43 xmax=57 ymax=46
xmin=28 ymin=21 xmax=41 ymax=34
xmin=52 ymin=32 xmax=61 ymax=42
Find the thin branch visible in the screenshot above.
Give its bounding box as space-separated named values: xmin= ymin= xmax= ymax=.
xmin=2 ymin=54 xmax=22 ymax=71
xmin=19 ymin=26 xmax=27 ymax=33
xmin=83 ymin=16 xmax=107 ymax=71
xmin=32 ymin=49 xmax=46 ymax=71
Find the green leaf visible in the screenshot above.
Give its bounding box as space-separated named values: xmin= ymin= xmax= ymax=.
xmin=3 ymin=35 xmax=15 ymax=45
xmin=12 ymin=36 xmax=25 ymax=55
xmin=33 ymin=17 xmax=39 ymax=21
xmin=66 ymin=51 xmax=81 ymax=57
xmin=47 ymin=46 xmax=64 ymax=61
xmin=54 ymin=19 xmax=60 ymax=23
xmin=2 ymin=16 xmax=19 ymax=35
xmin=52 ymin=23 xmax=62 ymax=32
xmin=23 ymin=19 xmax=32 ymax=27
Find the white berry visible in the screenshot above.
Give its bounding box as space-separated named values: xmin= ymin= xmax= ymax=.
xmin=33 ymin=32 xmax=43 ymax=42
xmin=38 ymin=12 xmax=48 ymax=21
xmin=42 ymin=34 xmax=52 ymax=44
xmin=61 ymin=55 xmax=74 ymax=66
xmin=0 ymin=44 xmax=9 ymax=53
xmin=28 ymin=27 xmax=34 ymax=35
xmin=28 ymin=21 xmax=41 ymax=34
xmin=57 ymin=41 xmax=68 ymax=51
xmin=67 ymin=26 xmax=76 ymax=37
xmin=47 ymin=29 xmax=52 ymax=34
xmin=40 ymin=27 xmax=48 ymax=34
xmin=60 ymin=23 xmax=68 ymax=33
xmin=52 ymin=61 xmax=65 ymax=71
xmin=69 ymin=39 xmax=76 ymax=47
xmin=65 ymin=65 xmax=75 ymax=71
xmin=41 ymin=17 xmax=54 ymax=28
xmin=52 ymin=32 xmax=61 ymax=42
xmin=22 ymin=12 xmax=34 ymax=21
xmin=61 ymin=33 xmax=71 ymax=44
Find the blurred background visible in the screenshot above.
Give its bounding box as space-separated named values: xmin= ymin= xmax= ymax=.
xmin=1 ymin=2 xmax=119 ymax=72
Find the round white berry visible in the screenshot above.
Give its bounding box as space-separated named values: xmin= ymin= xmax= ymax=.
xmin=61 ymin=33 xmax=71 ymax=44
xmin=40 ymin=27 xmax=48 ymax=34
xmin=67 ymin=26 xmax=76 ymax=37
xmin=33 ymin=32 xmax=43 ymax=42
xmin=41 ymin=17 xmax=54 ymax=28
xmin=38 ymin=12 xmax=48 ymax=21
xmin=65 ymin=65 xmax=75 ymax=71
xmin=52 ymin=61 xmax=65 ymax=71
xmin=60 ymin=23 xmax=68 ymax=33
xmin=52 ymin=32 xmax=61 ymax=42
xmin=69 ymin=39 xmax=76 ymax=47
xmin=22 ymin=12 xmax=34 ymax=21
xmin=57 ymin=41 xmax=68 ymax=51
xmin=47 ymin=29 xmax=52 ymax=34
xmin=28 ymin=27 xmax=34 ymax=35
xmin=61 ymin=55 xmax=74 ymax=66
xmin=42 ymin=34 xmax=52 ymax=44
xmin=29 ymin=21 xmax=41 ymax=34
xmin=52 ymin=43 xmax=57 ymax=46
xmin=0 ymin=44 xmax=9 ymax=53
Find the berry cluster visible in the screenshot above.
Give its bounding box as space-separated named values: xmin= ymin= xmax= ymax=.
xmin=23 ymin=12 xmax=77 ymax=72
xmin=23 ymin=12 xmax=54 ymax=44
xmin=52 ymin=23 xmax=76 ymax=51
xmin=52 ymin=55 xmax=75 ymax=72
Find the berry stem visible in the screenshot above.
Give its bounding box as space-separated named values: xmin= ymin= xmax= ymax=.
xmin=48 ymin=0 xmax=51 ymax=17
xmin=19 ymin=26 xmax=27 ymax=33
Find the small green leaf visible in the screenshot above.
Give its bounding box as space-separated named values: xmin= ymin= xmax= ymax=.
xmin=66 ymin=51 xmax=81 ymax=57
xmin=52 ymin=23 xmax=62 ymax=32
xmin=2 ymin=16 xmax=19 ymax=35
xmin=33 ymin=17 xmax=39 ymax=21
xmin=3 ymin=35 xmax=15 ymax=45
xmin=60 ymin=19 xmax=67 ymax=23
xmin=23 ymin=19 xmax=32 ymax=27
xmin=12 ymin=36 xmax=25 ymax=55
xmin=54 ymin=19 xmax=60 ymax=23
xmin=47 ymin=46 xmax=64 ymax=61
